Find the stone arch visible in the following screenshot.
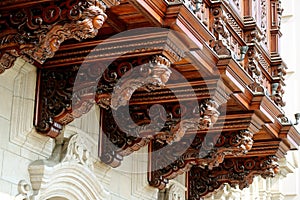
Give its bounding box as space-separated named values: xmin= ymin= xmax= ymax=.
xmin=28 ymin=134 xmax=110 ymax=200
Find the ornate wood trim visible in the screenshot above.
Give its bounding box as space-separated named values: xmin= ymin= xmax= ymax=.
xmin=0 ymin=0 xmax=113 ymax=74
xmin=34 ymin=55 xmax=173 ymax=137
xmin=110 ymin=56 xmax=172 ymax=110
xmin=186 ymin=156 xmax=279 ymax=199
xmin=99 ymin=99 xmax=221 ymax=167
xmin=148 ymin=129 xmax=254 ymax=190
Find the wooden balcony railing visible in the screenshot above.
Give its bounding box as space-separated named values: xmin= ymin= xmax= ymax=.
xmin=166 ymin=0 xmax=285 ymax=107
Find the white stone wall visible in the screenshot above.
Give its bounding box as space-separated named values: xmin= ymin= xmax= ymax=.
xmin=0 ymin=58 xmax=54 ymax=199
xmin=280 ymin=0 xmax=300 ymax=198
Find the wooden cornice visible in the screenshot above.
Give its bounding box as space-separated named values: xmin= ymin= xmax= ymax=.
xmin=164 ymin=3 xmax=215 ymax=44
xmin=0 ymin=1 xmax=298 ymax=198
xmin=43 ymin=27 xmax=188 ymax=67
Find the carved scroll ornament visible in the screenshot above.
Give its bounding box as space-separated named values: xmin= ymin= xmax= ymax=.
xmin=187 ymin=156 xmax=279 ymax=199
xmin=111 ymin=55 xmax=172 ymax=110
xmin=209 ymin=6 xmax=232 ymax=56
xmin=35 ymin=55 xmax=172 ymax=138
xmin=100 ymin=99 xmax=221 ymax=167
xmin=148 ymin=130 xmax=254 ymax=190
xmin=154 ymin=99 xmax=220 ymax=144
xmin=0 ymin=0 xmax=108 ymax=74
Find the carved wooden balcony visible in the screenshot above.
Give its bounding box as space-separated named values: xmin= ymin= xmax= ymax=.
xmin=1 ymin=0 xmax=299 ymax=199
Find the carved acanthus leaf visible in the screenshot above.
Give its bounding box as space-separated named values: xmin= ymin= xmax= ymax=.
xmin=61 ymin=134 xmax=94 ymax=170
xmin=110 ymin=56 xmax=172 ymax=110
xmin=0 ymin=51 xmax=18 ymax=74
xmin=99 ymin=108 xmax=150 ymax=167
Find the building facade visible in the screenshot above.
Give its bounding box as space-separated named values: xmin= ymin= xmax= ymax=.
xmin=0 ymin=0 xmax=300 ymax=199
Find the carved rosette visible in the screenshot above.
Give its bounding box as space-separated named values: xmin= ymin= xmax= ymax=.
xmin=148 ymin=130 xmax=254 ymax=190
xmin=110 ymin=56 xmax=172 ymax=110
xmin=187 ymin=156 xmax=279 ymax=199
xmin=0 ymin=0 xmax=110 ymax=74
xmin=210 ymin=6 xmax=231 ymax=56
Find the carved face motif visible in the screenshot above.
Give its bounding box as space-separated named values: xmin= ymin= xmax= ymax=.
xmin=161 ymin=70 xmax=171 ymax=84
xmin=49 ymin=37 xmax=61 ymax=52
xmin=92 ymin=14 xmax=105 ymax=29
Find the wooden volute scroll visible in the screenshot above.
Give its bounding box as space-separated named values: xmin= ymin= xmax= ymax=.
xmin=99 ymin=98 xmax=222 ymax=167
xmin=148 ymin=129 xmax=254 ymax=190
xmin=0 ymin=0 xmax=117 ymax=74
xmin=186 ymin=156 xmax=279 ymax=199
xmin=35 ymin=55 xmax=173 ymax=138
xmin=33 ymin=25 xmax=189 ymax=138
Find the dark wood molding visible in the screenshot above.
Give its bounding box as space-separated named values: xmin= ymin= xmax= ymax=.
xmin=148 ymin=130 xmax=254 ymax=190
xmin=0 ymin=0 xmax=118 ymax=74
xmin=186 ymin=155 xmax=279 ymax=199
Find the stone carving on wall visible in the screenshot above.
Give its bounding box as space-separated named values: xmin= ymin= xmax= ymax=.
xmin=27 ymin=133 xmax=110 ymax=200
xmin=15 ymin=180 xmax=32 ymax=200
xmin=158 ymin=181 xmax=186 ymax=200
xmin=0 ymin=0 xmax=111 ymax=74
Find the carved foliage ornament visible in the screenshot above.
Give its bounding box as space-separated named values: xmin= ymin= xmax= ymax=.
xmin=139 ymin=99 xmax=220 ymax=144
xmin=0 ymin=0 xmax=108 ymax=73
xmin=99 ymin=99 xmax=220 ymax=168
xmin=148 ymin=130 xmax=254 ymax=190
xmin=35 ymin=55 xmax=172 ymax=138
xmin=99 ymin=108 xmax=150 ymax=167
xmin=187 ymin=156 xmax=279 ymax=199
xmin=110 ymin=55 xmax=172 ymax=110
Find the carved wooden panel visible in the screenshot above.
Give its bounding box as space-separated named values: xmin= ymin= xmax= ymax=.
xmin=99 ymin=99 xmax=221 ymax=167
xmin=35 ymin=55 xmax=172 ymax=137
xmin=186 ymin=156 xmax=279 ymax=199
xmin=0 ymin=0 xmax=112 ymax=73
xmin=148 ymin=129 xmax=254 ymax=190
xmin=1 ymin=1 xmax=299 ymax=197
